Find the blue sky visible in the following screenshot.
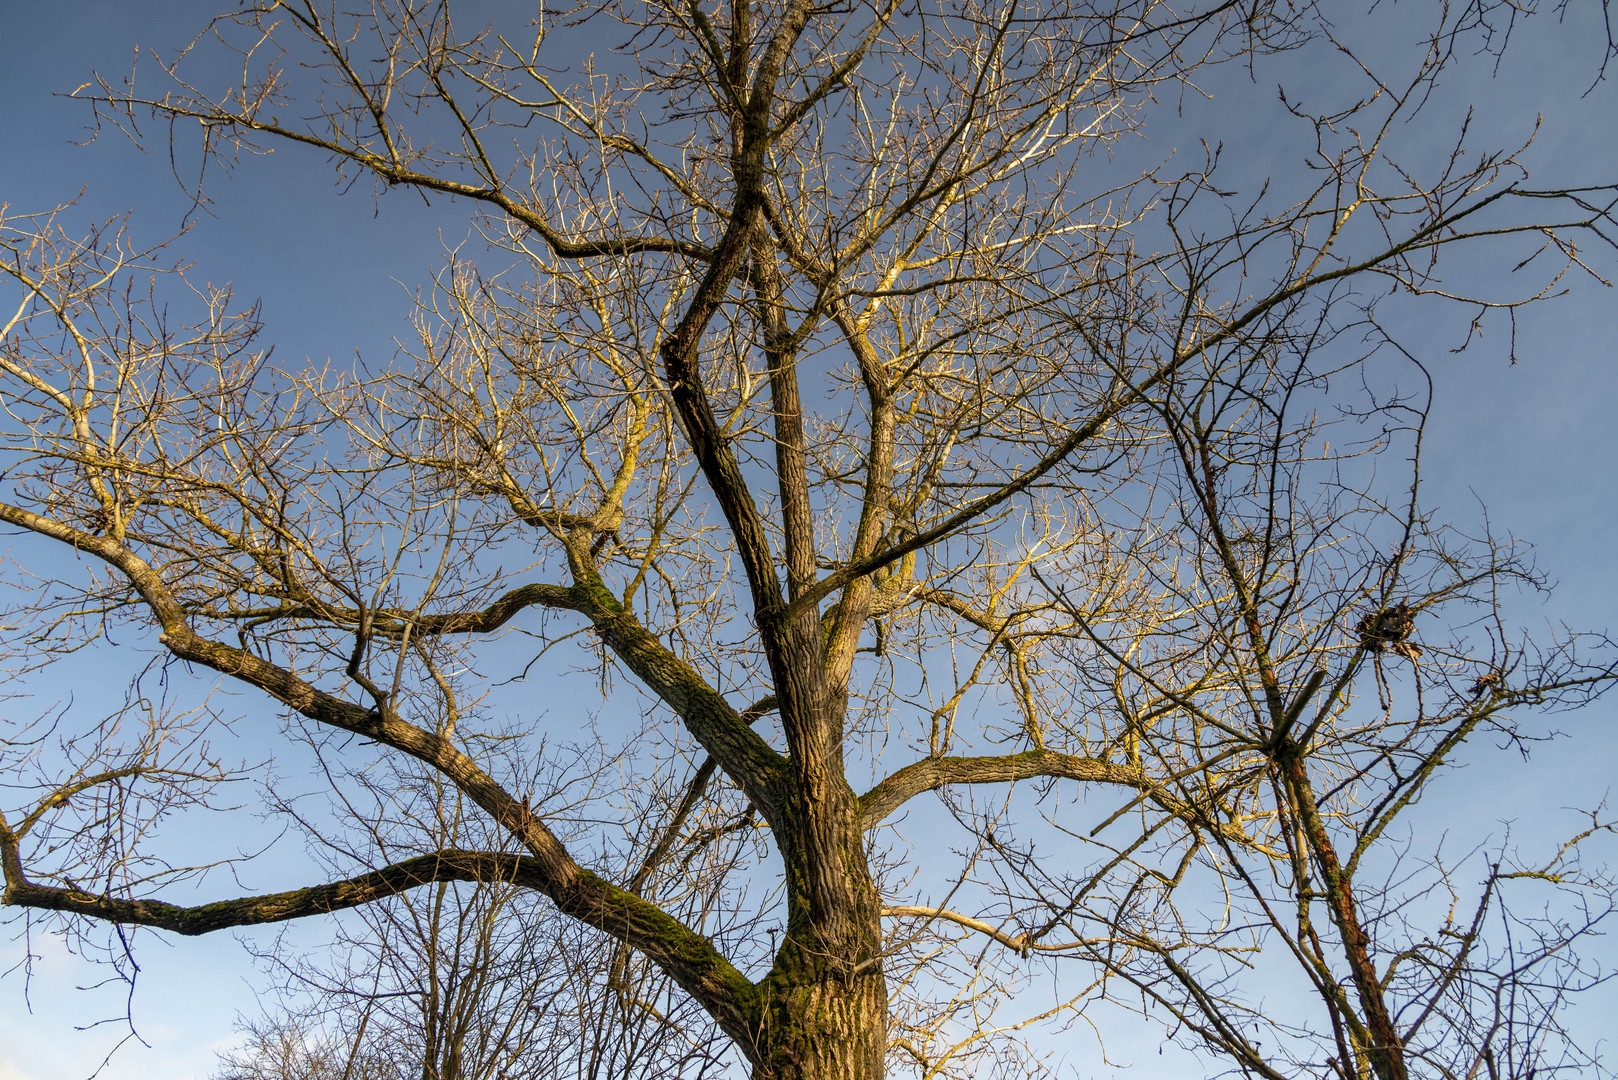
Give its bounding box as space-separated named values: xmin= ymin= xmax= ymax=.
xmin=2 ymin=3 xmax=1616 ymax=1078
xmin=0 ymin=7 xmax=498 ymax=1077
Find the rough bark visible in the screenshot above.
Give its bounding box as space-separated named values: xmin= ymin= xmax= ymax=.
xmin=755 ymin=957 xmax=887 ymax=1080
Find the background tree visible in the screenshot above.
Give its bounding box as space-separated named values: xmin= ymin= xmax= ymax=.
xmin=2 ymin=2 xmax=1616 ymax=1079
xmin=212 ymin=760 xmax=735 ymax=1080
xmin=212 ymin=1016 xmax=390 ymax=1080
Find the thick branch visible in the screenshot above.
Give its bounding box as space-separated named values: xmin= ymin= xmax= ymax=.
xmin=1 ymin=846 xmax=763 ymax=1057
xmin=654 ymin=0 xmax=818 ymax=631
xmin=3 ymin=850 xmax=534 ymax=935
xmin=859 ymin=750 xmax=1150 ymax=826
xmin=859 ymin=749 xmax=1254 ymax=845
xmin=2 ymin=497 xmax=785 ymax=832
xmin=0 ymin=501 xmax=767 ymax=1049
xmin=563 ymin=570 xmax=788 ymax=824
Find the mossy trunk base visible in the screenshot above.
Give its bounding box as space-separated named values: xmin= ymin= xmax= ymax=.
xmin=754 ymin=970 xmax=885 ymax=1080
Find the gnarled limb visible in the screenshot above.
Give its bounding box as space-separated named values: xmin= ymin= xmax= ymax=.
xmin=0 ymin=500 xmax=774 ymax=1052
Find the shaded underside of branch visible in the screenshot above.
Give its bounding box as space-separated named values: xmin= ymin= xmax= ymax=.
xmin=2 ymin=849 xmax=534 ymax=935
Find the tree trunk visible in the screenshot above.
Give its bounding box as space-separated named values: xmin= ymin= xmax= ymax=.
xmin=754 ymin=943 xmax=886 ymax=1080
xmin=748 ymin=787 xmax=888 ymax=1080
xmin=755 ymin=678 xmax=888 ymax=1080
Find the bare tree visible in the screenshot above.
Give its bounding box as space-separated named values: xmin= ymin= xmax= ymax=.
xmin=213 ymin=1016 xmax=391 ymax=1080
xmin=3 ymin=2 xmax=1617 ymax=1079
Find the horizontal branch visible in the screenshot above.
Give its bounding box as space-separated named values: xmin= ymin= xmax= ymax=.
xmin=3 ymin=850 xmax=533 ymax=935
xmin=859 ymin=750 xmax=1150 ymax=826
xmin=1 ymin=845 xmax=764 ymax=1056
xmin=859 ymin=749 xmax=1255 ymax=846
